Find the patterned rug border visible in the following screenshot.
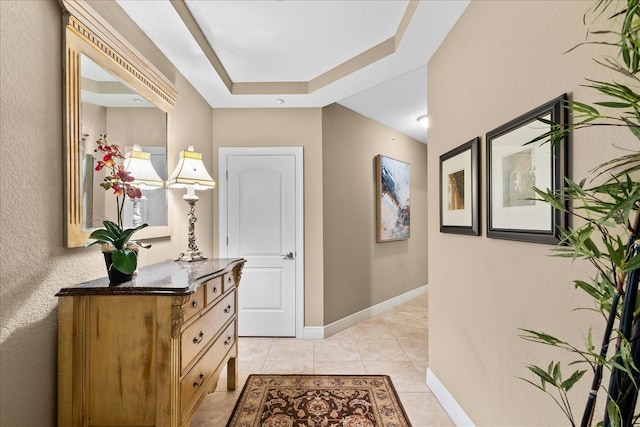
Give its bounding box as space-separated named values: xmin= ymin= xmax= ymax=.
xmin=226 ymin=374 xmax=412 ymax=427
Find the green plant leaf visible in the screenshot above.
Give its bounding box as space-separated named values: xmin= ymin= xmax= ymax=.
xmin=622 ymin=117 xmax=640 ymax=139
xmin=574 ymin=280 xmax=604 ymax=300
xmin=518 ymin=376 xmax=547 ymax=392
xmin=86 ymin=229 xmax=116 ymax=245
xmin=552 ymin=361 xmax=562 ymax=382
xmin=594 ymin=101 xmax=632 ymax=108
xmin=569 ymin=100 xmax=601 ymax=116
xmin=103 ymin=220 xmax=122 ymax=238
xmin=560 ymin=370 xmax=586 ymax=390
xmin=114 ymin=223 xmax=149 ymax=249
xmin=111 ymin=249 xmax=138 ymax=274
xmin=527 ymin=365 xmax=556 ymax=386
xmin=519 ymin=329 xmax=565 ymax=346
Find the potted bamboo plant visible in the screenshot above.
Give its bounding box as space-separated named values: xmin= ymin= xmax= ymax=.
xmin=520 ymin=1 xmax=640 ymax=426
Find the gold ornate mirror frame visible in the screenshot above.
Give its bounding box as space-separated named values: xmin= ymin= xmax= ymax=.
xmin=62 ymin=0 xmax=177 ymax=248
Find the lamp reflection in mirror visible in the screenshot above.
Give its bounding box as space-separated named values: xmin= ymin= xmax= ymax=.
xmin=167 ymin=145 xmax=216 ymax=262
xmin=124 ymin=145 xmax=164 ymax=227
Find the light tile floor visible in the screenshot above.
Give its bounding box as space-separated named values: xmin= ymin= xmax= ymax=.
xmin=190 ymin=292 xmax=454 ymax=427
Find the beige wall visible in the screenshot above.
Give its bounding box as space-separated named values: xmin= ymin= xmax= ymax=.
xmin=427 ymin=1 xmax=632 ymax=425
xmin=0 ymin=1 xmax=213 ymax=425
xmin=211 ymin=108 xmax=325 ymax=326
xmin=322 ymin=104 xmax=428 ymax=323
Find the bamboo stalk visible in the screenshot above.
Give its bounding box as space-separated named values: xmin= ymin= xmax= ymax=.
xmin=583 ymin=210 xmax=639 ymax=427
xmin=603 ymin=209 xmax=640 ymax=427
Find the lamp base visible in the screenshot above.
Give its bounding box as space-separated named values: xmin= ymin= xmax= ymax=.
xmin=175 ymin=249 xmax=207 ymax=262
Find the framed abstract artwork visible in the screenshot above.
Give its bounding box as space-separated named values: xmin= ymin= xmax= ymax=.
xmin=486 ymin=94 xmax=568 ymax=244
xmin=375 ymin=155 xmax=410 ymax=242
xmin=439 ymin=137 xmax=480 ymax=235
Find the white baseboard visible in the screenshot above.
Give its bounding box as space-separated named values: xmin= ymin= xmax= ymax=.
xmin=303 ymin=285 xmax=428 ymax=339
xmin=427 ymin=368 xmax=475 ymax=427
xmin=302 ymin=326 xmax=324 ymax=340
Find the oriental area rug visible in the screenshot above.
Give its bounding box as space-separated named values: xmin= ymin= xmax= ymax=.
xmin=226 ymin=374 xmax=411 ymax=427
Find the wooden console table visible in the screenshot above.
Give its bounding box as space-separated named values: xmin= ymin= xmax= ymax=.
xmin=56 ymin=258 xmax=245 ymax=427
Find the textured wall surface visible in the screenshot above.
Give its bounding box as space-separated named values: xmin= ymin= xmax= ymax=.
xmin=0 ymin=1 xmax=213 ymax=425
xmin=322 ymin=104 xmax=428 ymax=324
xmin=427 ymin=1 xmax=633 ymax=425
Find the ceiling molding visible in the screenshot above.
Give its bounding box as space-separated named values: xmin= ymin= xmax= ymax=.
xmin=116 ymin=0 xmax=471 ymax=143
xmin=169 ymin=0 xmax=418 ymax=96
xmin=395 ymin=0 xmax=419 ymax=48
xmin=169 ymin=0 xmax=233 ymax=92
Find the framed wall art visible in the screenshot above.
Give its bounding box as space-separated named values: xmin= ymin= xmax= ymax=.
xmin=375 ymin=155 xmax=410 ymax=242
xmin=439 ymin=137 xmax=480 ymax=235
xmin=486 ymin=94 xmax=568 ymax=244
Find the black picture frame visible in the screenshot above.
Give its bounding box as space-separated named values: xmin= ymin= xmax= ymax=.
xmin=486 ymin=94 xmax=568 ymax=244
xmin=439 ymin=137 xmax=480 ymax=236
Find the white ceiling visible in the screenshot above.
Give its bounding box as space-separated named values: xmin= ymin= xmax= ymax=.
xmin=116 ymin=0 xmax=469 ymax=143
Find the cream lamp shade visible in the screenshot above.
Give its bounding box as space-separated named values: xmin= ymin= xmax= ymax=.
xmin=124 ymin=145 xmax=164 ymax=190
xmin=167 ymin=145 xmax=216 ymax=191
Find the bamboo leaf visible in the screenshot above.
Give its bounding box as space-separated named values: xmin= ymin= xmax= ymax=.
xmin=552 ymin=361 xmax=562 ymax=382
xmin=574 ymin=280 xmax=604 ymax=300
xmin=560 ymin=370 xmax=586 ymax=390
xmin=519 ymin=329 xmax=566 ymax=346
xmin=622 ymin=253 xmax=640 ymax=272
xmin=518 ymin=377 xmax=547 ymax=392
xmin=594 ymin=101 xmax=632 ymax=108
xmin=528 ymin=365 xmax=556 ymax=385
xmin=569 ymin=100 xmax=601 ymax=116
xmin=622 ymin=117 xmax=640 ymax=139
xmin=586 ymin=328 xmax=594 ymax=352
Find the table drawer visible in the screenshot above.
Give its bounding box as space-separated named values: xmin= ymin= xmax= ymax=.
xmin=180 ymin=320 xmax=236 ymax=421
xmin=181 ymin=291 xmax=236 ymax=372
xmin=206 ymin=277 xmax=223 ymax=306
xmin=184 ymin=285 xmax=205 ymax=322
xmin=222 ymin=272 xmax=238 ymax=293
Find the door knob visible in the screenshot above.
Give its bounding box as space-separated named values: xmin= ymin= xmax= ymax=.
xmin=282 ymin=251 xmax=294 ymax=260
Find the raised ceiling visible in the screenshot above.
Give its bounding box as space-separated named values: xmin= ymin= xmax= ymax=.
xmin=116 ymin=0 xmax=469 ymax=143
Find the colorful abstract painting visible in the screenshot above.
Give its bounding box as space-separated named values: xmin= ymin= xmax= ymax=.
xmin=376 ymin=155 xmax=410 ymax=242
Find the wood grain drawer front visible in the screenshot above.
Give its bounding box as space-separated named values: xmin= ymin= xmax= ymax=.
xmin=180 ymin=320 xmax=236 ymax=421
xmin=206 ymin=277 xmax=222 ymax=306
xmin=222 ymin=273 xmax=237 ymax=293
xmin=181 ymin=291 xmax=236 ymax=372
xmin=184 ymin=285 xmax=205 ymax=322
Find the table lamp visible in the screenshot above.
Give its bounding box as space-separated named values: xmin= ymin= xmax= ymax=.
xmin=167 ymin=144 xmax=216 ymax=262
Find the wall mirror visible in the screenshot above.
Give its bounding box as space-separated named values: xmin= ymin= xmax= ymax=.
xmin=62 ymin=0 xmax=177 ymax=248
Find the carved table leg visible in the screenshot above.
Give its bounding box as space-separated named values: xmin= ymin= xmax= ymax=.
xmin=227 ymin=356 xmax=238 ymax=391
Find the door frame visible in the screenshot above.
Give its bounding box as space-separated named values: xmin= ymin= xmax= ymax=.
xmin=218 ymin=146 xmax=305 ymax=338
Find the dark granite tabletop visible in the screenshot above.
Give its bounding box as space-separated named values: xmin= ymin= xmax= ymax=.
xmin=56 ymin=258 xmax=245 ymax=296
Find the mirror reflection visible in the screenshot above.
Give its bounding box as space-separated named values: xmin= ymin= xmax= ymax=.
xmin=80 ymin=54 xmax=168 ymax=231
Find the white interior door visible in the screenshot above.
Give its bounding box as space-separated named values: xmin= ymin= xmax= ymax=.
xmin=219 ymin=147 xmax=303 ymax=337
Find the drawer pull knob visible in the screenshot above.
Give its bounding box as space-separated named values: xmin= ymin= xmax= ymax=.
xmin=224 ymin=336 xmax=232 ymax=346
xmin=224 ymin=305 xmax=232 ymax=314
xmin=213 ymin=286 xmax=218 ymax=293
xmin=193 ymin=373 xmax=205 ymax=388
xmin=191 ymin=300 xmax=198 ymax=309
xmin=193 ymin=331 xmax=204 ymax=344
xmin=227 ymin=276 xmax=232 ymax=283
